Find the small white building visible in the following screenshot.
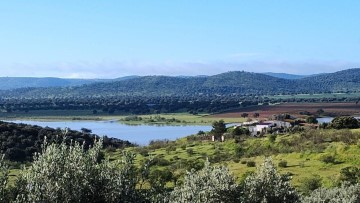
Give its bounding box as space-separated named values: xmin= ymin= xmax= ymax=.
xmin=237 ymin=120 xmax=292 ymax=137
xmin=269 ymin=120 xmax=292 ymax=128
xmin=255 ymin=123 xmax=274 ymax=132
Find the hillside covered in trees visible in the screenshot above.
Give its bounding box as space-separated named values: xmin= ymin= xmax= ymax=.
xmin=0 ymin=76 xmax=141 ymax=90
xmin=1 ymin=69 xmax=360 ymax=115
xmin=1 ymin=69 xmax=360 ymax=99
xmin=0 ymin=121 xmax=133 ymax=162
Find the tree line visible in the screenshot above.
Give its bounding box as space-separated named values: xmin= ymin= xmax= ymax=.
xmin=1 ymin=94 xmax=359 ymax=115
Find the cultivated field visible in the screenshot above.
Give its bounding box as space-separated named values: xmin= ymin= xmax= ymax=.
xmin=211 ymin=103 xmax=360 ymax=120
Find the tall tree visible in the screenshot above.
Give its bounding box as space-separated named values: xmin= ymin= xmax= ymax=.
xmin=211 ymin=120 xmax=226 ymax=139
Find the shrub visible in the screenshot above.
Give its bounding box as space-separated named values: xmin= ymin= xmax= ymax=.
xmin=13 ymin=138 xmax=142 ymax=202
xmin=166 ymin=145 xmax=177 ymax=154
xmin=330 ymin=116 xmax=359 ymax=129
xmin=246 ymin=161 xmax=256 ymax=167
xmin=148 ymin=139 xmax=172 ymax=150
xmin=0 ymin=155 xmax=10 ymax=202
xmin=302 ymin=184 xmax=360 ymax=203
xmin=186 ymin=148 xmax=194 ymax=155
xmin=278 ymin=160 xmax=288 ymax=168
xmin=320 ymin=154 xmax=336 ymax=164
xmin=181 ymin=145 xmax=186 ymax=150
xmin=242 ymin=157 xmax=300 ymax=203
xmin=169 ymin=160 xmax=239 ymax=202
xmin=184 ymin=159 xmax=205 ymax=171
xmin=268 ymin=134 xmax=277 ymax=143
xmin=137 ymin=147 xmax=149 ymax=157
xmin=151 ymin=156 xmax=171 ymax=167
xmin=306 ymin=116 xmax=318 ymax=124
xmin=235 ymin=145 xmax=245 ymax=157
xmin=299 ymin=175 xmax=322 ymax=195
xmin=197 ymin=130 xmax=205 ymax=135
xmin=339 ymin=166 xmax=360 ymax=184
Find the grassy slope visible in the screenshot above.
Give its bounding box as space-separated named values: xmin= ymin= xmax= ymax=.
xmin=107 ymin=129 xmax=360 ymax=188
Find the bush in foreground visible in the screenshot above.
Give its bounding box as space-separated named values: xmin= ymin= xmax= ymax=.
xmin=302 ymin=184 xmax=360 ymax=203
xmin=13 ymin=138 xmax=141 ymax=203
xmin=169 ymin=160 xmax=239 ymax=203
xmin=0 ymin=155 xmax=10 ymax=202
xmin=242 ymin=157 xmax=300 ymax=203
xmin=2 ymin=136 xmax=359 ymax=203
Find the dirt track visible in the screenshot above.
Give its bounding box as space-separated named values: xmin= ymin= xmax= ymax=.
xmin=210 ymin=103 xmax=360 ymax=119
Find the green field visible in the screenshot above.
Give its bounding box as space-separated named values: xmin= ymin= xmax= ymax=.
xmin=106 ymin=128 xmax=360 ymax=189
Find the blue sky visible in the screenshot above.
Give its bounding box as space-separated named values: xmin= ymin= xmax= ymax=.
xmin=0 ymin=0 xmax=359 ymax=78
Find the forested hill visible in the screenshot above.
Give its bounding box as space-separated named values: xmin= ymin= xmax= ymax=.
xmin=0 ymin=76 xmax=140 ymax=90
xmin=0 ymin=77 xmax=101 ymax=90
xmin=1 ymin=69 xmax=360 ymax=98
xmin=263 ymin=72 xmax=308 ymax=79
xmin=298 ymin=68 xmax=360 ymax=92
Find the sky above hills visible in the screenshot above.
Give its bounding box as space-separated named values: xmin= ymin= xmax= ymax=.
xmin=1 ymin=1 xmax=359 ymax=78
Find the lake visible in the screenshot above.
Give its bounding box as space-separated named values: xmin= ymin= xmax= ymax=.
xmin=6 ymin=120 xmax=212 ymax=145
xmin=317 ymin=117 xmax=360 ymax=124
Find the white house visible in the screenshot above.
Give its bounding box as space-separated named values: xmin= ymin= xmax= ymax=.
xmin=255 ymin=123 xmax=274 ymax=133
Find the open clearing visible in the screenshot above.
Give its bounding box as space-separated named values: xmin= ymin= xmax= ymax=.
xmin=210 ymin=103 xmax=360 ymax=120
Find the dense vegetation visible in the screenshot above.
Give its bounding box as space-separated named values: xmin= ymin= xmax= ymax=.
xmin=114 ymin=117 xmax=360 ymax=197
xmin=2 ymin=69 xmax=360 ymax=99
xmin=0 ymin=121 xmax=133 ymax=162
xmin=1 ymin=69 xmax=360 ymax=115
xmin=0 ymin=76 xmax=140 ymax=90
xmin=0 ymin=138 xmax=359 ymax=202
xmin=0 ymin=77 xmax=101 ymax=90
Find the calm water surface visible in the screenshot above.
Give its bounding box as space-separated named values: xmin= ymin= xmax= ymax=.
xmin=7 ymin=120 xmax=212 ymax=145
xmin=317 ymin=117 xmax=360 ymax=124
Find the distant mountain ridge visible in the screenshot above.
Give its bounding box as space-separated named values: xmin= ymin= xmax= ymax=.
xmin=0 ymin=76 xmax=141 ymax=90
xmin=0 ymin=68 xmax=359 ymax=98
xmin=263 ymin=72 xmax=309 ymax=79
xmin=0 ymin=72 xmax=322 ymax=90
xmin=263 ymin=72 xmax=326 ymax=79
xmin=0 ymin=77 xmax=99 ymax=90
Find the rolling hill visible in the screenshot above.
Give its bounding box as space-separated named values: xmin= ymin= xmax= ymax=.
xmin=0 ymin=76 xmax=140 ymax=90
xmin=0 ymin=69 xmax=360 ymax=98
xmin=263 ymin=72 xmax=309 ymax=79
xmin=0 ymin=77 xmax=101 ymax=90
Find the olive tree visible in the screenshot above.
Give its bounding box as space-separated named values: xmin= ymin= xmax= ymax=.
xmin=169 ymin=160 xmax=239 ymax=203
xmin=13 ymin=138 xmax=140 ymax=203
xmin=0 ymin=155 xmax=10 ymax=202
xmin=242 ymin=157 xmax=300 ymax=203
xmin=302 ymin=184 xmax=360 ymax=203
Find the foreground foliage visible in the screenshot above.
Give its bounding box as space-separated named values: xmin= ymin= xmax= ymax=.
xmin=302 ymin=184 xmax=360 ymax=203
xmin=242 ymin=158 xmax=300 ymax=203
xmin=1 ymin=136 xmax=359 ymax=202
xmin=0 ymin=155 xmax=9 ymax=202
xmin=169 ymin=161 xmax=239 ymax=203
xmin=12 ymin=138 xmax=140 ymax=203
